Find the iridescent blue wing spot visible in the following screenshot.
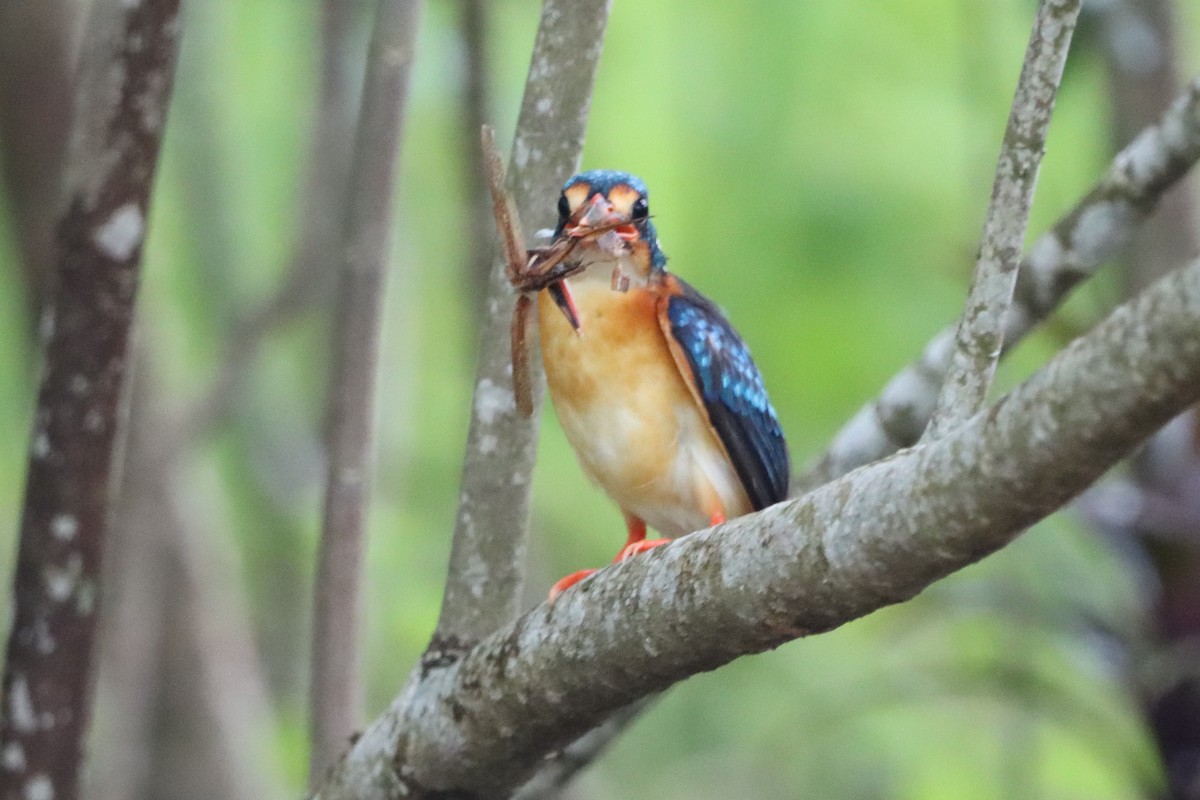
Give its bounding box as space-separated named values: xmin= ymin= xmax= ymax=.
xmin=664 ymin=281 xmax=789 ymax=509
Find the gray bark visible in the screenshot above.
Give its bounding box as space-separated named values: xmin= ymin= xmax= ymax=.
xmin=310 ymin=0 xmax=423 ymax=783
xmin=433 ymin=0 xmax=612 ymax=650
xmin=314 ymin=252 xmax=1200 ymax=798
xmin=516 ymin=71 xmax=1200 ymax=796
xmin=802 ymin=75 xmax=1200 ymax=491
xmin=927 ymin=0 xmax=1079 ymax=437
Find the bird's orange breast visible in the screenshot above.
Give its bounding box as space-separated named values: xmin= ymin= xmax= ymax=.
xmin=538 ymin=275 xmax=750 ymax=537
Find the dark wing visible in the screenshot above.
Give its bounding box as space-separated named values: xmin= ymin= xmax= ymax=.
xmin=659 ymin=279 xmax=790 ymax=510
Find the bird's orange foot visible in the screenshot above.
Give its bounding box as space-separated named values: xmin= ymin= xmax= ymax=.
xmin=614 ymin=537 xmax=670 ymax=562
xmin=548 ymin=568 xmax=597 ymax=602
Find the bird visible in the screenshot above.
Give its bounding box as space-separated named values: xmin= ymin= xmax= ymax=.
xmin=537 ymin=169 xmax=790 ymax=600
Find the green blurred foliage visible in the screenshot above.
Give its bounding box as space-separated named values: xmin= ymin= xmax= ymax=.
xmin=1 ymin=0 xmax=1196 ymax=797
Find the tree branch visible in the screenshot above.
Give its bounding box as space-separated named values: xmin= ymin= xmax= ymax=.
xmin=174 ymin=0 xmax=363 ymax=446
xmin=510 ymin=698 xmax=657 ymax=800
xmin=458 ymin=0 xmax=495 ymax=333
xmin=926 ymin=0 xmax=1079 ymax=437
xmin=544 ymin=68 xmax=1200 ymax=794
xmin=310 ymin=0 xmax=423 ymax=783
xmin=1094 ymin=0 xmax=1199 ymax=292
xmin=1092 ymin=2 xmax=1200 ymax=794
xmin=510 ymin=61 xmax=1200 ymax=800
xmin=91 ymin=349 xmax=289 ymax=800
xmin=432 ymin=0 xmax=612 ymax=650
xmin=317 ymin=255 xmax=1200 ymax=797
xmin=800 ymin=74 xmax=1200 ymax=490
xmin=0 ymin=1 xmax=182 ymax=799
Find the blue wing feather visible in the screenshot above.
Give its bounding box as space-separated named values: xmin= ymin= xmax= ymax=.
xmin=665 ymin=281 xmax=790 ymax=509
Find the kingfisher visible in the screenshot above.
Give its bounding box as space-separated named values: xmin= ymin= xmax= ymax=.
xmin=538 ymin=170 xmax=790 ymax=599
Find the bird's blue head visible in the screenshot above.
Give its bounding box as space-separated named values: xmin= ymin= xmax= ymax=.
xmin=553 ymin=170 xmax=667 ymax=271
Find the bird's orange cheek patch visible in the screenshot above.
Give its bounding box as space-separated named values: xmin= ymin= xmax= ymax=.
xmin=606 ymin=183 xmax=641 ymax=217
xmin=563 ymin=182 xmax=590 ymax=215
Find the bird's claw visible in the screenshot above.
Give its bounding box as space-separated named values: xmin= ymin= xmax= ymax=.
xmin=547 ymin=568 xmax=597 ymax=603
xmin=613 ymin=538 xmax=670 ymax=562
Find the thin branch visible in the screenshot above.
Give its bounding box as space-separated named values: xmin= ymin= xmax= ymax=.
xmin=458 ymin=0 xmax=494 ymax=331
xmin=799 ymin=74 xmax=1200 ymax=491
xmin=166 ymin=445 xmax=291 ymax=800
xmin=309 ymin=0 xmax=423 ymax=784
xmin=91 ymin=350 xmax=289 ymax=800
xmin=511 ymin=698 xmax=657 ymax=800
xmin=171 ymin=0 xmax=363 ymax=449
xmin=89 ymin=4 xmax=360 ymax=790
xmin=1094 ymin=4 xmax=1200 ymax=796
xmin=431 ymin=0 xmax=613 ymax=650
xmin=0 ymin=1 xmax=183 ymax=799
xmin=1095 ymin=0 xmax=1200 ymax=291
xmin=316 ymin=250 xmax=1200 ymax=800
xmin=926 ymin=0 xmax=1080 ymax=438
xmin=89 ymin=7 xmax=363 ymax=791
xmin=88 ymin=360 xmax=173 ymax=800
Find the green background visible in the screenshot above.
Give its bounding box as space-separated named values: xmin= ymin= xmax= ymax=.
xmin=1 ymin=1 xmax=1196 ymax=797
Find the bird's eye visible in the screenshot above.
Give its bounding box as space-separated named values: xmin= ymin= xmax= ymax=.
xmin=631 ymin=197 xmax=649 ymax=220
xmin=557 ymin=194 xmax=571 ymax=219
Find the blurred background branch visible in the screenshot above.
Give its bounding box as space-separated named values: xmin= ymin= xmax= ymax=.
xmin=1084 ymin=1 xmax=1200 ymax=797
xmin=800 ymin=72 xmax=1200 ymax=493
xmin=457 ymin=0 xmax=495 ymax=337
xmin=94 ymin=2 xmax=367 ymax=798
xmin=91 ymin=354 xmax=288 ymax=800
xmin=0 ymin=1 xmax=1197 ymax=799
xmin=0 ymin=2 xmax=183 ymax=799
xmin=309 ymin=0 xmax=423 ymax=783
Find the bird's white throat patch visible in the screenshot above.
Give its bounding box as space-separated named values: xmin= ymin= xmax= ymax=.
xmin=567 ymin=250 xmax=647 ymax=294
